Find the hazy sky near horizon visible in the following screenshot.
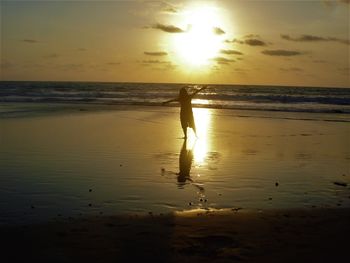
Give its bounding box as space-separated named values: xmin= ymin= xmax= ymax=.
xmin=1 ymin=0 xmax=349 ymax=87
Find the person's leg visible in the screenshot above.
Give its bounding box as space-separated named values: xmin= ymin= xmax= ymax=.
xmin=181 ymin=115 xmax=188 ymax=138
xmin=182 ymin=126 xmax=187 ymax=138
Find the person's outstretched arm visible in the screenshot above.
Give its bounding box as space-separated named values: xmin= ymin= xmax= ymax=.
xmin=190 ymin=86 xmax=207 ymax=98
xmin=162 ymin=97 xmax=179 ymax=105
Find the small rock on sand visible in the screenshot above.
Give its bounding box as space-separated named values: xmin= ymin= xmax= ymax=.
xmin=334 ymin=182 xmax=347 ymax=187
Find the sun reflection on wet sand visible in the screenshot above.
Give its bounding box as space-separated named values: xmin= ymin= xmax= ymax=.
xmin=187 ymin=108 xmax=212 ymax=166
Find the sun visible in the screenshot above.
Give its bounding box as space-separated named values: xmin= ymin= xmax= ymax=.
xmin=173 ymin=5 xmax=225 ymax=67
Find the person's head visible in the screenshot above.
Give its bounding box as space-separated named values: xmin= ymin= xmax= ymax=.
xmin=179 ymin=87 xmax=188 ymax=98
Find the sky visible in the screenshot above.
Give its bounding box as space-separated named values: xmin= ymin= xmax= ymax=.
xmin=1 ymin=0 xmax=349 ymax=87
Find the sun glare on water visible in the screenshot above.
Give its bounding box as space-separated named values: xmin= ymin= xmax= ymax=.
xmin=174 ymin=5 xmax=225 ymax=67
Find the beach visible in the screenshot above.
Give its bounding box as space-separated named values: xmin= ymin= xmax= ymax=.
xmin=2 ymin=0 xmax=349 ymax=260
xmin=1 ymin=103 xmax=349 ymax=261
xmin=2 ymin=208 xmax=350 ymax=262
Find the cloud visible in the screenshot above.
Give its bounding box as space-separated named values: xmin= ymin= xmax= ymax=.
xmin=244 ymin=39 xmax=267 ymax=46
xmin=141 ymin=60 xmax=170 ymax=64
xmin=43 ymin=53 xmax=59 ymax=59
xmin=262 ymin=49 xmax=304 ymax=56
xmin=56 ymin=63 xmax=84 ymax=71
xmin=106 ymin=62 xmax=121 ymax=66
xmin=211 ymin=57 xmax=235 ymax=65
xmin=322 ymin=0 xmax=349 ymax=9
xmin=160 ymin=1 xmax=179 ymax=13
xmin=313 ymin=59 xmax=327 ymax=63
xmin=21 ymin=39 xmax=39 ymax=43
xmin=213 ymin=27 xmax=225 ymax=35
xmin=232 ymin=68 xmax=248 ymax=74
xmin=163 ymin=7 xmax=178 ymax=13
xmin=152 ymin=23 xmax=184 ymax=33
xmin=234 ymin=68 xmax=247 ymax=72
xmin=140 ymin=59 xmax=177 ymax=71
xmin=25 ymin=63 xmax=45 ymax=69
xmin=162 ymin=63 xmax=177 ymax=71
xmin=225 ymin=35 xmax=267 ymax=46
xmin=144 ymin=51 xmax=168 ymax=56
xmin=279 ymin=67 xmax=303 ymax=72
xmin=220 ymin=49 xmax=243 ymax=55
xmin=244 ymin=34 xmax=260 ymax=38
xmin=281 ymin=34 xmax=349 ymax=45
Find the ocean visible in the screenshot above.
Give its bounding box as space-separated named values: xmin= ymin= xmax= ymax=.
xmin=1 ymin=81 xmax=349 ymax=114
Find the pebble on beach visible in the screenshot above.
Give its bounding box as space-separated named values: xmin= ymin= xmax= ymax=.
xmin=334 ymin=181 xmax=347 ymax=187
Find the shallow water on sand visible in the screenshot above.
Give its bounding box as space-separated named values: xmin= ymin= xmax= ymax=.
xmin=0 ymin=104 xmax=349 ymax=224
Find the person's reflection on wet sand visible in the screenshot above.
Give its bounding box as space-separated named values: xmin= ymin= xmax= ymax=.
xmin=177 ymin=139 xmax=194 ymax=186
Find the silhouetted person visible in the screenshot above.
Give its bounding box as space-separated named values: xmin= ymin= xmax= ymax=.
xmin=177 ymin=139 xmax=193 ymax=185
xmin=163 ymin=86 xmax=206 ymax=138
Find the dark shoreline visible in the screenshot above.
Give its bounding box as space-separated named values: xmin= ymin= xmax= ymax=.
xmin=1 ymin=208 xmax=349 ymax=262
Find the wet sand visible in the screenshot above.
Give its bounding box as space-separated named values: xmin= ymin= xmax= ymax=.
xmin=1 ymin=208 xmax=349 ymax=262
xmin=1 ymin=103 xmax=349 ymax=223
xmin=1 ymin=103 xmax=349 ymax=261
